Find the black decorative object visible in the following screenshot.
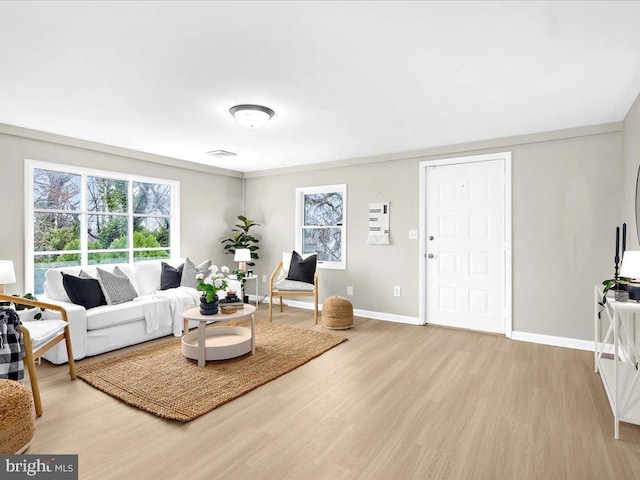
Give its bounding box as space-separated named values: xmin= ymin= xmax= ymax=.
xmin=615 ymin=226 xmax=621 ymax=281
xmin=220 ymin=293 xmax=241 ymax=304
xmin=160 ymin=262 xmax=183 ymax=290
xmin=286 ymin=251 xmax=317 ymax=285
xmin=199 ymin=294 xmax=219 ymax=315
xmin=613 ymin=223 xmax=628 ymax=289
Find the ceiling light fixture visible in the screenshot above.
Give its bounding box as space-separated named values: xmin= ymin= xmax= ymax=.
xmin=229 ymin=104 xmax=274 ymax=129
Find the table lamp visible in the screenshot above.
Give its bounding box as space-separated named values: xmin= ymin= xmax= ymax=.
xmin=620 ymin=251 xmax=640 ymax=301
xmin=234 ymin=249 xmax=251 ymax=274
xmin=0 ymin=260 xmax=16 ymax=295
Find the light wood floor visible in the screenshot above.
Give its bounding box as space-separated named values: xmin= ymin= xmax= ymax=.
xmin=28 ymin=306 xmax=640 ymax=479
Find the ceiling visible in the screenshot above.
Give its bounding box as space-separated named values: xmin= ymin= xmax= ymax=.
xmin=1 ymin=1 xmax=640 ymax=173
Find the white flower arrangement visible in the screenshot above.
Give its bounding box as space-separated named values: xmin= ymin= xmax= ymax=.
xmin=197 ymin=266 xmax=230 ymax=302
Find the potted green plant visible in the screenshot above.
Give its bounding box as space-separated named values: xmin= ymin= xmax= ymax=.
xmin=597 ymin=277 xmax=634 ymax=321
xmin=221 ymin=215 xmax=261 ymax=266
xmin=601 ymin=277 xmax=632 ymax=304
xmin=222 ymin=216 xmax=260 ymax=301
xmin=13 ymin=293 xmax=44 ymax=320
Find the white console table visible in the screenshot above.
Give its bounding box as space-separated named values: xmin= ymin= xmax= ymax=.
xmin=594 ymin=285 xmax=640 ymax=439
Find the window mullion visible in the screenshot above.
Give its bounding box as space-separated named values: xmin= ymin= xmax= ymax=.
xmin=128 ymin=181 xmax=134 ymax=263
xmin=80 ymin=173 xmax=88 ymax=266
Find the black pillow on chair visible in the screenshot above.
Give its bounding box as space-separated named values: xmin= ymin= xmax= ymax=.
xmin=62 ymin=272 xmax=107 ymax=309
xmin=286 ymin=251 xmax=317 ymax=285
xmin=160 ymin=262 xmax=184 ymax=290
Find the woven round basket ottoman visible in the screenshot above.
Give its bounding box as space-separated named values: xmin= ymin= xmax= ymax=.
xmin=322 ymin=296 xmax=354 ymax=330
xmin=0 ymin=379 xmax=36 ymax=454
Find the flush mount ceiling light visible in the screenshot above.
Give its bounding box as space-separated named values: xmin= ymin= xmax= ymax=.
xmin=229 ymin=104 xmax=274 ymax=129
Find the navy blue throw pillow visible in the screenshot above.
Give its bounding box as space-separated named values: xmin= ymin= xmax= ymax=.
xmin=286 ymin=251 xmax=317 ymax=285
xmin=161 ymin=262 xmax=184 ymax=290
xmin=62 ymin=272 xmax=107 ymax=309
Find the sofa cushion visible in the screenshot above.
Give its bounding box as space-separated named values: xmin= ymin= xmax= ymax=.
xmin=21 ymin=319 xmax=68 ymax=349
xmin=96 ymin=268 xmax=138 ymax=305
xmin=61 ymin=272 xmax=107 ymax=309
xmin=161 ymin=262 xmax=183 ymax=290
xmin=86 ymin=302 xmax=145 ymax=331
xmin=46 ymin=268 xmax=82 ymax=302
xmin=286 ymin=251 xmax=317 ymax=285
xmin=180 ymin=259 xmax=211 ymax=288
xmin=180 ymin=258 xmax=197 ymax=288
xmin=112 ymin=264 xmax=141 ymax=295
xmin=273 ymin=279 xmax=315 ymax=292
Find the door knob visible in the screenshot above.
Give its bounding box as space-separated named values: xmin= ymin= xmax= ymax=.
xmin=428 ymin=253 xmax=434 ymax=258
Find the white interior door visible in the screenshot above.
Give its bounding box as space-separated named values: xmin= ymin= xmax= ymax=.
xmin=426 ymin=159 xmax=506 ymax=333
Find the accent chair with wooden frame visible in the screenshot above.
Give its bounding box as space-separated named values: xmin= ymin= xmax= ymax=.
xmin=269 ymin=260 xmax=319 ymax=324
xmin=0 ymin=294 xmax=76 ymax=416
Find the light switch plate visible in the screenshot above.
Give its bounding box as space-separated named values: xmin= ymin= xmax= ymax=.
xmin=409 ymin=230 xmax=418 ymax=239
xmin=347 ymin=286 xmax=354 ymax=296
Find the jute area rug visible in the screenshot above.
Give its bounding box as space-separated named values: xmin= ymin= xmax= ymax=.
xmin=76 ymin=321 xmax=345 ymax=422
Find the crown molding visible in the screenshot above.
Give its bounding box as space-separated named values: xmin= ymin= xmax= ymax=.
xmin=243 ymin=122 xmax=622 ymax=178
xmin=0 ymin=122 xmax=243 ymax=178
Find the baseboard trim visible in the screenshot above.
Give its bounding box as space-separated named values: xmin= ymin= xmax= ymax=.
xmin=261 ymin=297 xmax=608 ymax=349
xmin=510 ymin=330 xmax=607 ymax=353
xmin=352 ymin=308 xmax=421 ymax=326
xmin=263 ymin=296 xmax=421 ymax=325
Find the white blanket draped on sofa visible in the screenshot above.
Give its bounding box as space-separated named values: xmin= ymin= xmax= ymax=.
xmin=151 ymin=287 xmax=201 ymax=336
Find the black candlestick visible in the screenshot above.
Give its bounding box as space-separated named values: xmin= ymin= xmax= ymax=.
xmin=615 ymin=226 xmax=620 ymax=280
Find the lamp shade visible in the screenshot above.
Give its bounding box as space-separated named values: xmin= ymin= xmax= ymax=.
xmin=234 ymin=249 xmax=252 ymax=262
xmin=0 ymin=260 xmax=16 ymax=284
xmin=620 ymin=251 xmax=640 ymax=279
xmin=229 ymin=104 xmax=274 ymax=128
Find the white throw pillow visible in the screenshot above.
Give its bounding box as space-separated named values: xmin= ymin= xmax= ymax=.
xmin=134 ymin=261 xmax=163 ymax=296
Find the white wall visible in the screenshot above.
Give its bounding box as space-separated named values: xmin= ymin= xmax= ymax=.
xmin=0 ymin=130 xmax=244 ymax=294
xmin=246 ymin=126 xmax=623 ymax=341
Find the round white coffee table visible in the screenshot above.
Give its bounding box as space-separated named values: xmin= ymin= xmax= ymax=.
xmin=181 ymin=304 xmax=256 ymax=367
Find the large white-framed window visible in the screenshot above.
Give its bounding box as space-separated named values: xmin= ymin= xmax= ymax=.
xmin=295 ymin=184 xmax=347 ymax=270
xmin=25 ymin=159 xmax=180 ymax=294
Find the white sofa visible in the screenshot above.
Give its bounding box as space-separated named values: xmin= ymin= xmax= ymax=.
xmin=37 ymin=259 xmax=240 ymax=365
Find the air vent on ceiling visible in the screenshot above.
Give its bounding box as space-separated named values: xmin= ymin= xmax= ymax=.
xmin=207 ymin=150 xmax=237 ymax=157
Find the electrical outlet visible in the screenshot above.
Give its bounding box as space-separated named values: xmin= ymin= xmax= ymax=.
xmin=409 ymin=230 xmax=418 ymax=240
xmin=394 ymin=286 xmax=401 ymax=297
xmin=347 ymin=286 xmax=354 ymax=296
xmin=262 ymin=274 xmax=267 ymax=283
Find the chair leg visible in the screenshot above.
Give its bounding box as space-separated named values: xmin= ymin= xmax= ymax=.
xmin=63 ymin=325 xmax=76 ymax=380
xmin=22 ymin=331 xmax=43 ymax=417
xmin=269 ymin=294 xmax=273 ymax=322
xmin=314 ymin=289 xmax=319 ymax=325
xmin=279 ymin=296 xmax=283 ymax=312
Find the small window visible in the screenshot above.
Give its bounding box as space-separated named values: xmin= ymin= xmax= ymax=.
xmin=295 ymin=184 xmax=346 ymax=270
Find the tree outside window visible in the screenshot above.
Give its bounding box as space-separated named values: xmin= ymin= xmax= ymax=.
xmin=27 ymin=162 xmax=178 ymax=294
